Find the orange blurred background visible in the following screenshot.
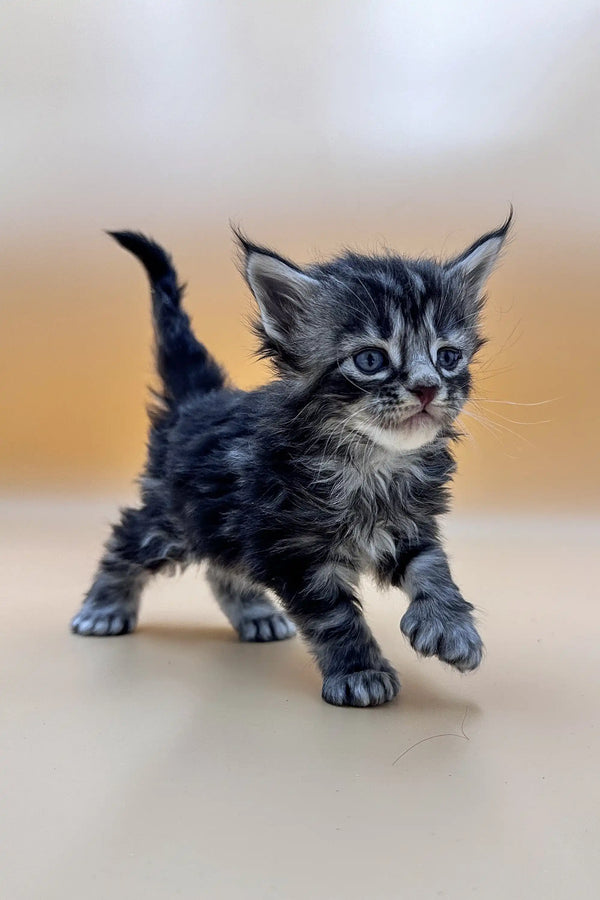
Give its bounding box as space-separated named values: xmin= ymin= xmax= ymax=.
xmin=2 ymin=1 xmax=598 ymax=511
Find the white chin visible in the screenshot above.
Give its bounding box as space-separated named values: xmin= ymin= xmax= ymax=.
xmin=356 ymin=415 xmax=441 ymax=453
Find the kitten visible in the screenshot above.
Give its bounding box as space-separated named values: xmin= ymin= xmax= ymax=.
xmin=71 ymin=214 xmax=512 ymax=706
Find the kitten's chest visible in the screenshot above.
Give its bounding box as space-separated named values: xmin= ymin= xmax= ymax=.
xmin=330 ymin=466 xmax=419 ymax=567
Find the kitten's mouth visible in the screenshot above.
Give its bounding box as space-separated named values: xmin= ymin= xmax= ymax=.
xmin=401 ymin=409 xmax=434 ymax=429
xmin=393 ymin=404 xmax=447 ymax=431
xmin=352 ymin=404 xmax=448 ymax=452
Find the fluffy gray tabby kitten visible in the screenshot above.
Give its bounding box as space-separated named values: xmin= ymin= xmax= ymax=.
xmin=71 ymin=213 xmax=511 ymax=706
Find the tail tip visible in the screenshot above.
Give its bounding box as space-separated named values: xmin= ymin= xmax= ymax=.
xmin=105 ymin=229 xmax=174 ymax=283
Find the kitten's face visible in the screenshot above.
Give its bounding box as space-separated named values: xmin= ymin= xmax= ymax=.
xmin=240 ymin=216 xmax=511 ymax=454
xmin=309 ymin=259 xmax=481 ymax=452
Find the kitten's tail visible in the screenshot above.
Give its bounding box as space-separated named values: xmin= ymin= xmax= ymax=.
xmin=107 ymin=231 xmax=225 ymax=405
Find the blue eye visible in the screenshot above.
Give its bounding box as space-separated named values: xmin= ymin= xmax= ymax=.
xmin=353 ymin=348 xmax=388 ymax=374
xmin=437 ymin=347 xmax=462 ymax=370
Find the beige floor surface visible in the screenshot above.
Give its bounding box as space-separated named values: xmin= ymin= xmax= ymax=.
xmin=1 ymin=499 xmax=599 ymax=900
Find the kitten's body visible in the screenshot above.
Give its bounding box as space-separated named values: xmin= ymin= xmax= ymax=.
xmin=72 ymin=218 xmax=511 ymax=706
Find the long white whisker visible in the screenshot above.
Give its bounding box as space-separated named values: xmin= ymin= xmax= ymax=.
xmin=470 ymin=397 xmax=559 ymax=408
xmin=468 ymin=399 xmax=553 ymax=427
xmin=460 ymin=407 xmax=534 ymax=448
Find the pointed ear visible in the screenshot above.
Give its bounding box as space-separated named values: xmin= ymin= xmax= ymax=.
xmin=235 ymin=232 xmax=319 ymax=344
xmin=446 ymin=208 xmax=513 ymax=300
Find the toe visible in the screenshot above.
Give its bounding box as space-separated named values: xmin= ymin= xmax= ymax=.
xmin=271 ymin=615 xmax=290 ymax=640
xmin=239 ymin=619 xmax=259 ymax=641
xmin=72 ymin=615 xmax=94 ymax=635
xmin=257 ymin=618 xmax=273 ymax=641
xmin=439 ymin=624 xmax=483 ymax=671
xmin=108 ymin=615 xmax=124 ymax=635
xmin=272 ymin=614 xmax=296 ymax=640
xmin=92 ymin=617 xmax=110 ymax=636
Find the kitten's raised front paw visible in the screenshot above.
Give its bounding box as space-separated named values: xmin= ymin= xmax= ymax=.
xmin=400 ymin=601 xmax=483 ymax=672
xmin=238 ymin=613 xmax=297 ymax=642
xmin=70 ymin=607 xmax=137 ymax=636
xmin=322 ymin=666 xmax=400 ymax=707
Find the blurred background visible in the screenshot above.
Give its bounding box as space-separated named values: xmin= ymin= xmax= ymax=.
xmin=2 ymin=0 xmax=598 ymax=511
xmin=3 ymin=8 xmax=600 ymax=896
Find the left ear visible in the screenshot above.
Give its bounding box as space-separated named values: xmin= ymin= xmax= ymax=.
xmin=244 ymin=249 xmax=319 ymax=345
xmin=233 ymin=227 xmax=319 ymax=347
xmin=445 ymin=208 xmax=513 ymax=300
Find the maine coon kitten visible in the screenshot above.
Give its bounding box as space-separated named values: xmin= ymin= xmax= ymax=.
xmin=71 ymin=214 xmax=512 ymax=706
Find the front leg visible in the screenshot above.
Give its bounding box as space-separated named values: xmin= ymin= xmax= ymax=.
xmin=276 ymin=564 xmax=400 ymax=707
xmin=393 ymin=541 xmax=483 ymax=672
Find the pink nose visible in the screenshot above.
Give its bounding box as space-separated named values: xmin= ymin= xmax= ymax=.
xmin=410 ymin=385 xmax=438 ymax=408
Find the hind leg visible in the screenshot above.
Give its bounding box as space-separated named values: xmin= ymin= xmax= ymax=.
xmin=71 ymin=506 xmax=185 ymax=636
xmin=206 ymin=564 xmax=296 ymax=642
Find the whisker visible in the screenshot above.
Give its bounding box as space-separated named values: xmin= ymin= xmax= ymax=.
xmin=468 ymin=399 xmax=553 ymax=427
xmin=460 ymin=407 xmax=534 ymax=448
xmin=470 ymin=397 xmax=559 ymax=408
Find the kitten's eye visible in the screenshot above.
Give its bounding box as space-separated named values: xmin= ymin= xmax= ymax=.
xmin=353 ymin=348 xmax=389 ymax=375
xmin=437 ymin=347 xmax=462 ymax=370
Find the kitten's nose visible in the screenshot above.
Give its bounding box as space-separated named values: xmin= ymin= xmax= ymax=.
xmin=410 ymin=385 xmax=438 ymax=408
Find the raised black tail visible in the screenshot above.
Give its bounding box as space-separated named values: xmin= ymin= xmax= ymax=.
xmin=108 ymin=231 xmax=225 ymax=405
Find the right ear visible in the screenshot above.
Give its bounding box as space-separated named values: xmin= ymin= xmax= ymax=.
xmin=235 ymin=231 xmax=319 ymax=345
xmin=444 ymin=208 xmax=513 ymax=308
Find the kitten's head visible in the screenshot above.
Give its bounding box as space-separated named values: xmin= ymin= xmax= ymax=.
xmin=237 ymin=212 xmax=511 ymax=453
